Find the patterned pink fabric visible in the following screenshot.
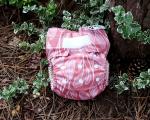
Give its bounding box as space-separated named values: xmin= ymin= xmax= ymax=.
xmin=46 ymin=26 xmax=110 ymax=100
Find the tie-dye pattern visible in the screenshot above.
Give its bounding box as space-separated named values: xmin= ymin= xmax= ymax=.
xmin=46 ymin=27 xmax=110 ymax=100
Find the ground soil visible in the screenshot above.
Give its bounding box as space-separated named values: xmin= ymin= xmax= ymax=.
xmin=0 ymin=4 xmax=150 ymax=120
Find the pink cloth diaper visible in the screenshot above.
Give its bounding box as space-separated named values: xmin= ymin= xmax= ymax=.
xmin=46 ymin=26 xmax=110 ymax=100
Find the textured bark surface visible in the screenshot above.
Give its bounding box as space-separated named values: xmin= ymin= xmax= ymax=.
xmin=143 ymin=2 xmax=150 ymax=28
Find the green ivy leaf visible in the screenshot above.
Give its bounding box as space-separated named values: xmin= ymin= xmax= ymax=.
xmin=0 ymin=79 xmax=29 ymax=101
xmin=124 ymin=12 xmax=133 ymax=24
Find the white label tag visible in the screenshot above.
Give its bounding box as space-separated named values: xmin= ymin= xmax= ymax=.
xmin=62 ymin=35 xmax=91 ymax=48
xmin=87 ymin=25 xmax=105 ymax=30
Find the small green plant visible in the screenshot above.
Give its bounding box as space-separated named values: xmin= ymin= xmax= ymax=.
xmin=12 ymin=22 xmax=46 ymax=53
xmin=18 ymin=31 xmax=46 ymax=53
xmin=99 ymin=1 xmax=110 ymax=13
xmin=0 ymin=79 xmax=29 ymax=101
xmin=13 ymin=22 xmax=46 ymax=53
xmin=111 ymin=5 xmax=150 ymax=44
xmin=30 ymin=31 xmax=46 ymax=52
xmin=12 ymin=22 xmax=38 ymax=36
xmin=133 ymin=69 xmax=150 ymax=89
xmin=0 ymin=0 xmax=37 ymax=7
xmin=62 ymin=0 xmax=107 ymax=30
xmin=115 ymin=73 xmax=129 ymax=94
xmin=23 ymin=0 xmax=57 ymax=26
xmin=115 ymin=69 xmax=150 ymax=94
xmin=32 ymin=71 xmax=50 ymax=97
xmin=40 ymin=59 xmax=48 ymax=66
xmin=14 ymin=0 xmax=56 ymax=53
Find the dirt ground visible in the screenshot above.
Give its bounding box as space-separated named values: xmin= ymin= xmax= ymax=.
xmin=0 ymin=6 xmax=150 ymax=120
